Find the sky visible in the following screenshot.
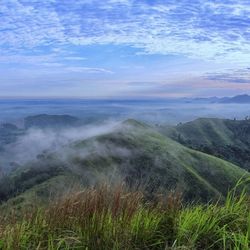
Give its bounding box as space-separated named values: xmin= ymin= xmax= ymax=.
xmin=0 ymin=0 xmax=250 ymax=98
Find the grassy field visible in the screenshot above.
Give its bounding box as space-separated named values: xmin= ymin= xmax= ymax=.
xmin=0 ymin=180 xmax=249 ymax=250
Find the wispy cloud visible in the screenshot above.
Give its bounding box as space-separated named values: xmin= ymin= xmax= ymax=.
xmin=204 ymin=68 xmax=250 ymax=84
xmin=1 ymin=0 xmax=250 ymax=63
xmin=1 ymin=0 xmax=250 ymax=97
xmin=66 ymin=67 xmax=114 ymax=74
xmin=63 ymin=56 xmax=87 ymax=61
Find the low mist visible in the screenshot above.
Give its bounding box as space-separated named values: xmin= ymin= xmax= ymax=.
xmin=0 ymin=121 xmax=119 ymax=172
xmin=1 ymin=99 xmax=250 ymax=175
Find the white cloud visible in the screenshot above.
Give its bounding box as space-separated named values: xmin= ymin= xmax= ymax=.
xmin=63 ymin=56 xmax=87 ymax=61
xmin=66 ymin=67 xmax=114 ymax=74
xmin=1 ymin=0 xmax=250 ymax=64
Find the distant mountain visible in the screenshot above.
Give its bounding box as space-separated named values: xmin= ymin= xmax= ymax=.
xmin=0 ymin=119 xmax=248 ymax=208
xmin=159 ymin=117 xmax=250 ymax=170
xmin=192 ymin=96 xmax=220 ymax=103
xmin=24 ymin=114 xmax=80 ymax=129
xmin=218 ymin=94 xmax=250 ymax=103
xmin=184 ymin=94 xmax=250 ymax=104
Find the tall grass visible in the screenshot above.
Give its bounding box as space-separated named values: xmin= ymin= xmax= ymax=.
xmin=0 ymin=181 xmax=249 ymax=250
xmin=177 ymin=178 xmax=250 ymax=249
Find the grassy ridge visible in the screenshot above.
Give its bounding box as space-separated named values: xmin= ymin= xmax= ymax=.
xmin=0 ymin=119 xmax=249 ymax=206
xmin=74 ymin=122 xmax=250 ymax=201
xmin=0 ymin=181 xmax=249 ymax=250
xmin=159 ymin=118 xmax=250 ymax=171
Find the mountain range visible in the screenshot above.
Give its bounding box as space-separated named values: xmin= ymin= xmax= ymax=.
xmin=1 ymin=115 xmax=250 ymax=210
xmin=187 ymin=94 xmax=250 ymax=103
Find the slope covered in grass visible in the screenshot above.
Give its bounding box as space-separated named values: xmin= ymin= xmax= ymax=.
xmin=159 ymin=118 xmax=250 ymax=170
xmin=71 ymin=119 xmax=249 ymax=201
xmin=0 ymin=119 xmax=248 ymax=206
xmin=0 ymin=183 xmax=249 ymax=250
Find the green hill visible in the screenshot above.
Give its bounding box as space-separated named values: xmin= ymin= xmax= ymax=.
xmin=159 ymin=118 xmax=250 ymax=170
xmin=0 ymin=119 xmax=249 ymax=208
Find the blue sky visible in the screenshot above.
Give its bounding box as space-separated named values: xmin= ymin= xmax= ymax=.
xmin=0 ymin=0 xmax=250 ymax=98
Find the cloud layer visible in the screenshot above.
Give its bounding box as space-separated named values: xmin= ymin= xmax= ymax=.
xmin=1 ymin=0 xmax=250 ymax=97
xmin=1 ymin=0 xmax=250 ymax=63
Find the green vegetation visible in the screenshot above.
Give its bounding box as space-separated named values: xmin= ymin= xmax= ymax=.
xmin=0 ymin=181 xmax=250 ymax=250
xmin=159 ymin=118 xmax=250 ymax=171
xmin=0 ymin=119 xmax=249 ymax=206
xmin=71 ymin=120 xmax=250 ymax=201
xmin=0 ymin=118 xmax=250 ymax=248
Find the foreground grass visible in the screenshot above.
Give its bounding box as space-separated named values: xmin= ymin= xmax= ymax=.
xmin=0 ymin=182 xmax=249 ymax=250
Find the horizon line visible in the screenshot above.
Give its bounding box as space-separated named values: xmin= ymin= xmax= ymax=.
xmin=0 ymin=94 xmax=248 ymax=100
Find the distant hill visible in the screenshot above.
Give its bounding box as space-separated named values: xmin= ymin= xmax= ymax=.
xmin=219 ymin=94 xmax=250 ymax=103
xmin=159 ymin=118 xmax=250 ymax=170
xmin=0 ymin=119 xmax=248 ymax=208
xmin=184 ymin=94 xmax=250 ymax=104
xmin=24 ymin=114 xmax=80 ymax=129
xmin=0 ymin=123 xmax=24 ymax=149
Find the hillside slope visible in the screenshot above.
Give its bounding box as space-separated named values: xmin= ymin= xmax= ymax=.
xmin=159 ymin=118 xmax=250 ymax=170
xmin=0 ymin=119 xmax=248 ymax=207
